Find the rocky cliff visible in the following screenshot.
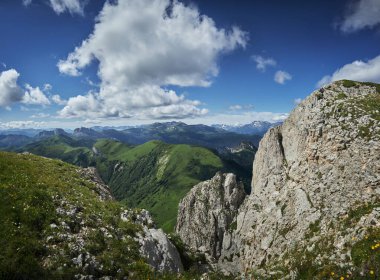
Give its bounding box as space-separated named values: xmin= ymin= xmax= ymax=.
xmin=176 ymin=80 xmax=380 ymax=279
xmin=176 ymin=172 xmax=245 ymax=272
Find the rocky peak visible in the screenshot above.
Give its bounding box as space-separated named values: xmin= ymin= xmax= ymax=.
xmin=36 ymin=128 xmax=68 ymax=139
xmin=73 ymin=127 xmax=103 ymax=138
xmin=176 ymin=81 xmax=380 ymax=278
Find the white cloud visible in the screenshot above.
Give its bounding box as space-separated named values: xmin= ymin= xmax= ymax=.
xmin=58 ymin=0 xmax=247 ymax=120
xmin=84 ymin=119 xmax=102 ymax=124
xmin=229 ymin=105 xmax=243 ymax=110
xmin=274 ymin=70 xmax=292 ymax=84
xmin=294 ymin=98 xmax=302 ymax=105
xmin=59 ymin=86 xmax=208 ymax=119
xmin=52 ymin=94 xmax=67 ymax=105
xmin=49 ymin=0 xmax=86 ymax=15
xmin=22 ymin=84 xmax=51 ymax=106
xmin=0 ymin=121 xmax=47 ymax=129
xmin=0 ymin=69 xmax=24 ymax=107
xmin=30 ymin=113 xmax=50 ymax=118
xmin=44 ymin=83 xmax=53 ymax=91
xmin=228 ymin=104 xmax=254 ymax=111
xmin=340 ymin=0 xmax=380 ymax=33
xmin=0 ymin=69 xmax=63 ymax=108
xmin=317 ymin=54 xmax=380 ymax=87
xmin=22 ymin=0 xmax=32 ymax=6
xmin=251 ymin=55 xmax=276 ymax=71
xmin=23 ymin=0 xmax=87 ymax=15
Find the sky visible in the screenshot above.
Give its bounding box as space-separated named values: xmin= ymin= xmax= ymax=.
xmin=0 ymin=0 xmax=380 ymax=129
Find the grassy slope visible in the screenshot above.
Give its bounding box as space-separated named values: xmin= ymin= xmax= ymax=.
xmin=0 ymin=151 xmax=149 ymax=279
xmin=95 ymin=140 xmax=224 ymax=232
xmin=23 ymin=135 xmax=94 ymax=167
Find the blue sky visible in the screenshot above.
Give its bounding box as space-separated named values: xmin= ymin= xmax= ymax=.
xmin=0 ymin=0 xmax=380 ymax=129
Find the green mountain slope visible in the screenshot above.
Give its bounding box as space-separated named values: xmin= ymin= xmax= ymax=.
xmin=20 ymin=137 xmax=253 ymax=232
xmin=0 ymin=151 xmax=151 ymax=279
xmin=23 ymin=134 xmax=95 ymax=167
xmin=94 ymin=140 xmax=225 ymax=232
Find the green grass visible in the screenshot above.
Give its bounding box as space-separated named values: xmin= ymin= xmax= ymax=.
xmin=101 ymin=140 xmax=224 ymax=232
xmin=22 ymin=135 xmax=94 ymax=167
xmin=351 ymin=228 xmax=380 ymax=277
xmin=341 ymin=79 xmax=356 ymax=88
xmin=341 ymin=80 xmax=380 ymax=94
xmin=326 ymin=81 xmax=380 ymax=139
xmin=0 ymin=151 xmax=151 ymax=279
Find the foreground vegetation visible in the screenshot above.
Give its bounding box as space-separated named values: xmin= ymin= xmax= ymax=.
xmin=0 ymin=151 xmax=149 ymax=279
xmin=0 ymin=151 xmax=237 ymax=279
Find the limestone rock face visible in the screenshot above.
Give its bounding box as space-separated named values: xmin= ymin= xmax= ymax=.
xmin=176 ymin=172 xmax=246 ymax=272
xmin=238 ymin=81 xmax=380 ymax=274
xmin=176 ymin=81 xmax=380 ymax=278
xmin=121 ymin=209 xmax=184 ymax=273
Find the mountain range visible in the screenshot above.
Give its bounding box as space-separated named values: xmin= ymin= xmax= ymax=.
xmin=0 ymin=121 xmax=267 ymax=151
xmin=0 ymin=80 xmax=379 ymax=279
xmin=212 ymin=121 xmax=282 ymax=135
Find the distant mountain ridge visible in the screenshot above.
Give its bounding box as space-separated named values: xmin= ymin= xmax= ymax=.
xmin=212 ymin=120 xmax=282 ymax=135
xmin=0 ymin=122 xmax=263 ymax=150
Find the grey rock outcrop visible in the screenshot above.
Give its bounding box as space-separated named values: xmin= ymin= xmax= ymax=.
xmin=50 ymin=166 xmax=183 ymax=276
xmin=176 ymin=81 xmax=380 ymax=278
xmin=121 ymin=209 xmax=184 ymax=273
xmin=176 ymin=172 xmax=246 ymax=273
xmin=78 ymin=167 xmax=113 ymax=201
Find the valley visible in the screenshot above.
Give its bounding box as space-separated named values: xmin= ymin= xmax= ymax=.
xmin=11 ymin=126 xmax=259 ymax=232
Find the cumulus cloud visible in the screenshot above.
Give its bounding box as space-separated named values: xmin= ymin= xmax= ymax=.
xmin=251 ymin=55 xmax=276 ymax=71
xmin=294 ymin=98 xmax=303 ymax=105
xmin=59 ymin=86 xmax=208 ymax=119
xmin=274 ymin=70 xmax=292 ymax=84
xmin=340 ymin=0 xmax=380 ymax=33
xmin=0 ymin=69 xmax=24 ymax=107
xmin=58 ymin=0 xmax=247 ymax=119
xmin=0 ymin=69 xmax=61 ymax=108
xmin=22 ymin=84 xmax=51 ymax=106
xmin=317 ymin=54 xmax=380 ymax=87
